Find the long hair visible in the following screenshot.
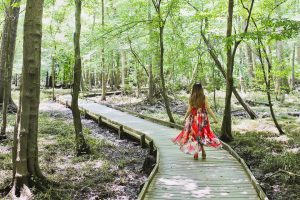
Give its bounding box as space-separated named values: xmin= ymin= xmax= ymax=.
xmin=189 ymin=82 xmax=205 ymax=108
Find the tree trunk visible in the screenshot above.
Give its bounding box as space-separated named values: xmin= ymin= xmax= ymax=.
xmin=1 ymin=7 xmax=12 ymax=136
xmin=45 ymin=71 xmax=49 ymax=88
xmin=72 ymin=0 xmax=90 ymax=155
xmin=148 ymin=0 xmax=154 ymax=103
xmin=155 ymin=2 xmax=175 ymax=123
xmin=101 ymin=0 xmax=107 ymax=101
xmin=135 ymin=62 xmax=141 ymax=98
xmin=1 ymin=0 xmax=21 ymax=136
xmin=0 ymin=12 xmax=9 ymax=104
xmin=238 ymin=47 xmax=245 ymax=93
xmin=10 ymin=0 xmax=45 ymax=197
xmin=51 ymin=56 xmax=55 ymax=100
xmin=246 ymin=44 xmax=254 ymax=79
xmin=257 ymin=41 xmax=285 ymax=135
xmin=220 ymin=0 xmax=234 ymax=142
xmin=121 ymin=50 xmax=128 ymax=92
xmin=189 ymin=54 xmax=200 ymax=90
xmin=291 ymin=43 xmax=295 ymax=90
xmin=275 ymin=41 xmax=283 ymax=101
xmin=297 ymin=45 xmax=300 ymax=64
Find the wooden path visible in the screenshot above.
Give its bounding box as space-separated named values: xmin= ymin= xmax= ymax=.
xmin=58 ymin=96 xmax=267 ymax=200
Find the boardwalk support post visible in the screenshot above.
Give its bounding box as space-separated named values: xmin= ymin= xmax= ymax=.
xmin=118 ymin=125 xmax=124 ymax=139
xmin=140 ymin=134 xmax=146 ymax=148
xmin=149 ymin=140 xmax=154 ymax=155
xmin=98 ymin=116 xmax=102 ymax=126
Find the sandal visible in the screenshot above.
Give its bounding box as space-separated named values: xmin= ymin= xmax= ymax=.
xmin=194 ymin=152 xmax=198 ymax=160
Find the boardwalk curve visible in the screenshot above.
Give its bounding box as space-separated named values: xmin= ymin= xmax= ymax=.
xmin=58 ymin=96 xmax=267 ymax=200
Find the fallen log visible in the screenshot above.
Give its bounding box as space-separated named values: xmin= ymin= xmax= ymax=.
xmin=231 ymin=109 xmax=249 ymax=117
xmin=287 ymin=112 xmax=300 ymax=117
xmin=245 ymin=100 xmax=271 ymax=106
xmin=263 ymin=169 xmax=300 ymax=183
xmin=83 ymin=91 xmax=122 ymax=97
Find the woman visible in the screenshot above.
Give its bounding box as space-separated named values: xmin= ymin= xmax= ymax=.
xmin=172 ymin=82 xmax=222 ymax=160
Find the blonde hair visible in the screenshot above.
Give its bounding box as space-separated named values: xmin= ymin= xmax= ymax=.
xmin=189 ymin=83 xmax=205 ymax=108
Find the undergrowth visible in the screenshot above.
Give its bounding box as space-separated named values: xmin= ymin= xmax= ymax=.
xmin=230 ymin=130 xmax=300 ymax=200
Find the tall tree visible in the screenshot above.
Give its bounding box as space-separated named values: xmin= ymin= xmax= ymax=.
xmin=219 ymin=0 xmax=254 ymax=141
xmin=148 ymin=0 xmax=155 ymax=103
xmin=246 ymin=44 xmax=255 ymax=80
xmin=291 ymin=43 xmax=295 ymax=90
xmin=0 ymin=0 xmax=20 ymax=109
xmin=220 ymin=0 xmax=235 ymax=142
xmin=101 ymin=0 xmax=107 ymax=101
xmin=1 ymin=0 xmax=21 ymax=137
xmin=10 ymin=0 xmax=45 ymax=197
xmin=255 ymin=38 xmax=285 ymax=135
xmin=152 ymin=0 xmax=175 ymax=123
xmin=72 ymin=0 xmax=90 ymax=155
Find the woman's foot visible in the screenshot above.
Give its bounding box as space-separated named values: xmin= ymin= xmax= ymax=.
xmin=202 ymin=151 xmax=206 ymax=159
xmin=194 ymin=152 xmax=198 ymax=160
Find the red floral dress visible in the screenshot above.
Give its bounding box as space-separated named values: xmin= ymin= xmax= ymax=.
xmin=172 ymin=105 xmax=222 ymax=154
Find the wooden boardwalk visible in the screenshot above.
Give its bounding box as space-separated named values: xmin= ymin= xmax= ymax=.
xmin=58 ymin=96 xmax=267 ymax=200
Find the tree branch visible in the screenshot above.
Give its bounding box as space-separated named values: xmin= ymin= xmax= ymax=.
xmin=182 ymin=0 xmax=199 ymax=11
xmin=127 ymin=37 xmax=149 ymax=77
xmin=82 ymin=20 xmax=152 ymax=49
xmin=231 ymin=0 xmax=255 ymax=60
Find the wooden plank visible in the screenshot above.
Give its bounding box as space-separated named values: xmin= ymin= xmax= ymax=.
xmin=144 ymin=196 xmax=259 ymax=200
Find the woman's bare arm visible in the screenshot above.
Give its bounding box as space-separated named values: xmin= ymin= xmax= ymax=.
xmin=184 ymin=104 xmax=192 ymax=120
xmin=205 ymin=96 xmax=218 ymax=123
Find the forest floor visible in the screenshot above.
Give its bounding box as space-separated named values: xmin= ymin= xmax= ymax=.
xmin=88 ymin=89 xmax=300 ymax=200
xmin=0 ymin=95 xmax=149 ymax=199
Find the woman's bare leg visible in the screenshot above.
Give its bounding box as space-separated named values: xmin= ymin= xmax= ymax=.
xmin=200 ymin=143 xmax=206 ymax=159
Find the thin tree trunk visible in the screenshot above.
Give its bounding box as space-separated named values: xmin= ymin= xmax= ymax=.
xmin=276 ymin=41 xmax=284 ymax=101
xmin=72 ymin=0 xmax=90 ymax=155
xmin=11 ymin=0 xmax=45 ymax=197
xmin=238 ymin=47 xmax=245 ymax=93
xmin=212 ymin=65 xmax=217 ymax=112
xmin=1 ymin=0 xmax=21 ymax=136
xmin=148 ymin=0 xmax=154 ymax=103
xmin=153 ymin=1 xmax=175 ymax=123
xmin=0 ymin=13 xmax=9 ymax=104
xmin=220 ymin=0 xmax=234 ymax=142
xmin=246 ymin=44 xmax=254 ymax=79
xmin=297 ymin=45 xmax=300 ymax=64
xmin=291 ymin=43 xmax=295 ymax=90
xmin=51 ymin=56 xmax=55 ymax=100
xmin=189 ymin=54 xmax=200 ymax=90
xmin=121 ymin=50 xmax=128 ymax=92
xmin=45 ymin=71 xmax=49 ymax=88
xmin=159 ymin=24 xmax=174 ymax=123
xmin=101 ymin=0 xmax=106 ymax=101
xmin=257 ymin=40 xmax=285 ymax=135
xmin=1 ymin=7 xmax=12 ymax=136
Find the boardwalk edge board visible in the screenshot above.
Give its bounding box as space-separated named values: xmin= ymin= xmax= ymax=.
xmin=56 ymin=98 xmax=160 ymax=200
xmin=57 ymin=97 xmax=268 ymax=200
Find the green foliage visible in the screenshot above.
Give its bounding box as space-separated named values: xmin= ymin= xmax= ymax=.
xmin=261 ymin=152 xmax=300 ymax=173
xmin=0 ymin=153 xmax=12 ymax=170
xmin=39 ymin=113 xmax=74 ymax=136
